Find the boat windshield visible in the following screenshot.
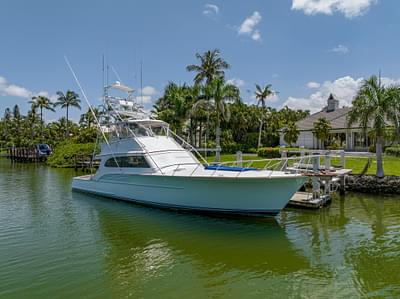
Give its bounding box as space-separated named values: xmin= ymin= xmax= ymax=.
xmin=108 ymin=121 xmax=169 ymax=139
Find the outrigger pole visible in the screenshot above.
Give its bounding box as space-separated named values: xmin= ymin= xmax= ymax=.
xmin=64 ymin=55 xmax=121 ymax=169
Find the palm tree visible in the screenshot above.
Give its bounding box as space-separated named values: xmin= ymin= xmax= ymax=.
xmin=202 ymin=78 xmax=240 ymax=161
xmin=186 ymin=49 xmax=230 ymax=86
xmin=26 ymin=104 xmax=39 ymax=140
xmin=29 ymin=95 xmax=55 ymax=137
xmin=313 ymin=117 xmax=332 ymax=149
xmin=255 ymin=84 xmax=275 ymax=148
xmin=386 ymin=86 xmax=400 ymax=140
xmin=348 ymin=75 xmax=400 ymax=178
xmin=283 ymin=122 xmax=299 ymax=147
xmin=255 ymin=84 xmax=274 ymax=108
xmin=153 ymin=83 xmax=191 ymax=134
xmin=55 ymin=90 xmax=81 ymax=138
xmin=79 ymin=107 xmax=101 ymax=129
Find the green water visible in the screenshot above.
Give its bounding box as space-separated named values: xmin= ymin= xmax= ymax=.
xmin=1 ymin=159 xmax=400 ymax=298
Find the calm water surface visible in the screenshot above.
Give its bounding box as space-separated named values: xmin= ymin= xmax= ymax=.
xmin=1 ymin=159 xmax=400 ymax=298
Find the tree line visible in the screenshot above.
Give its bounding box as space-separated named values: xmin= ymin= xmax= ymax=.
xmin=0 ymin=90 xmax=100 ymax=149
xmin=2 ymin=48 xmax=398 ymax=177
xmin=153 ymin=49 xmax=310 ymax=158
xmin=0 ymin=49 xmax=310 ymax=153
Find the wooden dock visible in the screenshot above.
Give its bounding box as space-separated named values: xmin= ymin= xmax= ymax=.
xmin=288 ymin=192 xmax=331 ymax=209
xmin=281 ymin=149 xmax=355 ymax=209
xmin=74 ymin=154 xmax=100 ymax=172
xmin=6 ymin=147 xmax=47 ymax=162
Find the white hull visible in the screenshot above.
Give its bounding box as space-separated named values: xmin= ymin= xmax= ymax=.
xmin=72 ymin=174 xmax=306 ymax=216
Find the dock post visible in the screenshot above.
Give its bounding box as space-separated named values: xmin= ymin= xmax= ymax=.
xmin=324 ymin=151 xmax=331 ymax=171
xmin=340 ymin=150 xmax=345 ymax=168
xmin=324 ymin=151 xmax=331 ymax=196
xmin=281 ymin=150 xmax=287 ymax=171
xmin=312 ymin=156 xmax=320 ymax=199
xmin=236 ymin=151 xmax=243 ymax=168
xmin=339 ymin=176 xmax=346 ymax=195
xmin=300 ymin=146 xmax=305 ymax=158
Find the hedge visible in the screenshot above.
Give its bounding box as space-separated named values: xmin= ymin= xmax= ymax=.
xmin=257 ymin=147 xmax=280 ymax=158
xmin=385 ymin=146 xmax=400 ymax=157
xmin=257 ymin=147 xmax=304 ymax=158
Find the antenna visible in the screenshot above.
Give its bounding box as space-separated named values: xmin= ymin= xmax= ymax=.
xmin=140 ymin=59 xmax=143 ymax=107
xmin=106 ymin=63 xmax=109 ymax=88
xmin=102 ymin=54 xmax=105 ymax=89
xmin=111 ymin=65 xmax=122 ymax=83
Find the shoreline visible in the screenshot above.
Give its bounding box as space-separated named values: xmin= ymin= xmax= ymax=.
xmin=346 ymin=175 xmax=400 ymax=195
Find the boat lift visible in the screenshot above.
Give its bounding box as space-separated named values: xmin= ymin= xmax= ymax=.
xmin=282 ymin=149 xmax=364 ymax=209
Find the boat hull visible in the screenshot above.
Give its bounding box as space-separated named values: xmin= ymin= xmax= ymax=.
xmin=72 ymin=174 xmax=306 ymax=216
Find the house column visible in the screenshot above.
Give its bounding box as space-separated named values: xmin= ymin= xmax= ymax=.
xmin=346 ymin=129 xmax=352 ymax=150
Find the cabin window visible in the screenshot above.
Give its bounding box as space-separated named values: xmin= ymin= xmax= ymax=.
xmin=104 ymin=156 xmax=150 ymax=168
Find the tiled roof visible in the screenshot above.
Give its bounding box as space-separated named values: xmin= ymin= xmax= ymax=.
xmin=296 ymin=107 xmax=354 ymax=130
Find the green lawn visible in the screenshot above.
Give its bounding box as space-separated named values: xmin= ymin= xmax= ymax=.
xmin=206 ymin=154 xmax=400 ymax=176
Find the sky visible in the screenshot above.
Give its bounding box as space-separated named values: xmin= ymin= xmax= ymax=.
xmin=1 ymin=0 xmax=400 ymax=121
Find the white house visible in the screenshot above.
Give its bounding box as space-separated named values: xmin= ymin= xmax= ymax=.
xmin=279 ymin=94 xmax=373 ymax=151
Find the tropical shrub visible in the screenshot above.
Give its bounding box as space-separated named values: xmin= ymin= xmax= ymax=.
xmin=368 ymin=145 xmax=376 ymax=153
xmin=257 ymin=147 xmax=281 ymax=158
xmin=47 ymin=142 xmax=97 ymax=168
xmin=242 ymin=132 xmax=259 ymax=152
xmin=247 ymin=148 xmax=258 ymax=154
xmin=257 ymin=146 xmax=303 ymax=158
xmin=385 ymin=146 xmax=400 ymax=157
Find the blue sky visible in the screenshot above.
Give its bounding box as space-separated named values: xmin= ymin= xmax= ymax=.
xmin=1 ymin=0 xmax=400 ymax=121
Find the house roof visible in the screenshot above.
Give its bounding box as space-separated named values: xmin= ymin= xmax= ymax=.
xmin=296 ymin=107 xmax=353 ymax=131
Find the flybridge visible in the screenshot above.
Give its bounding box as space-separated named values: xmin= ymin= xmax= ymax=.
xmin=103 ymin=81 xmax=147 ymax=121
xmin=109 ymin=81 xmax=134 ymax=93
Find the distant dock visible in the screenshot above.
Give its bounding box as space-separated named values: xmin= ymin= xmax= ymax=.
xmin=5 ymin=147 xmax=47 ymax=162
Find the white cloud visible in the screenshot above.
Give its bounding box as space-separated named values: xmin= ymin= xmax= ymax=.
xmin=135 ymin=85 xmax=158 ymax=105
xmin=227 ymin=78 xmax=245 ymax=88
xmin=0 ymin=76 xmax=32 ymax=98
xmin=203 ymin=4 xmax=219 ymax=17
xmin=380 ymin=77 xmax=400 ymax=87
xmin=331 ymin=44 xmax=349 ymax=54
xmin=0 ymin=75 xmax=57 ymax=101
xmin=251 ymin=30 xmax=261 ymax=41
xmin=283 ymin=75 xmax=400 ymax=113
xmin=238 ymin=11 xmax=262 ymax=41
xmin=140 ymin=86 xmax=158 ymax=96
xmin=282 ymin=76 xmax=363 ymax=112
xmin=291 ymin=0 xmax=376 ymax=18
xmin=307 ymin=81 xmax=321 ymax=89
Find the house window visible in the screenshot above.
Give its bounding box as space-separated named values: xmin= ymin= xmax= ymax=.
xmin=104 ymin=156 xmax=150 ymax=168
xmin=353 ymin=132 xmax=367 ymax=148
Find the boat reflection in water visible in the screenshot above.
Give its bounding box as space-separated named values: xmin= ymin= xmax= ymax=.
xmin=73 ymin=192 xmax=310 ymax=297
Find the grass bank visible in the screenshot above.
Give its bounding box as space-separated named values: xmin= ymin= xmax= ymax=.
xmin=206 ymin=154 xmax=400 ymax=176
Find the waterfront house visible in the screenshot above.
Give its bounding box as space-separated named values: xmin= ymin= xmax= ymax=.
xmin=279 ymin=94 xmax=373 ymax=151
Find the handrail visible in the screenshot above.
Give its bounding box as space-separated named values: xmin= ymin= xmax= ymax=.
xmin=167 ymin=129 xmax=209 ymax=165
xmin=151 ymin=154 xmax=329 ymax=178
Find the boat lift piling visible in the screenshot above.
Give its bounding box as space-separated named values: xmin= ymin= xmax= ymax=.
xmin=283 ymin=149 xmax=352 ymax=209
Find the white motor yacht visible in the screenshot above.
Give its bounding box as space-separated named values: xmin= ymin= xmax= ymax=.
xmin=72 ymin=82 xmax=307 ymax=216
